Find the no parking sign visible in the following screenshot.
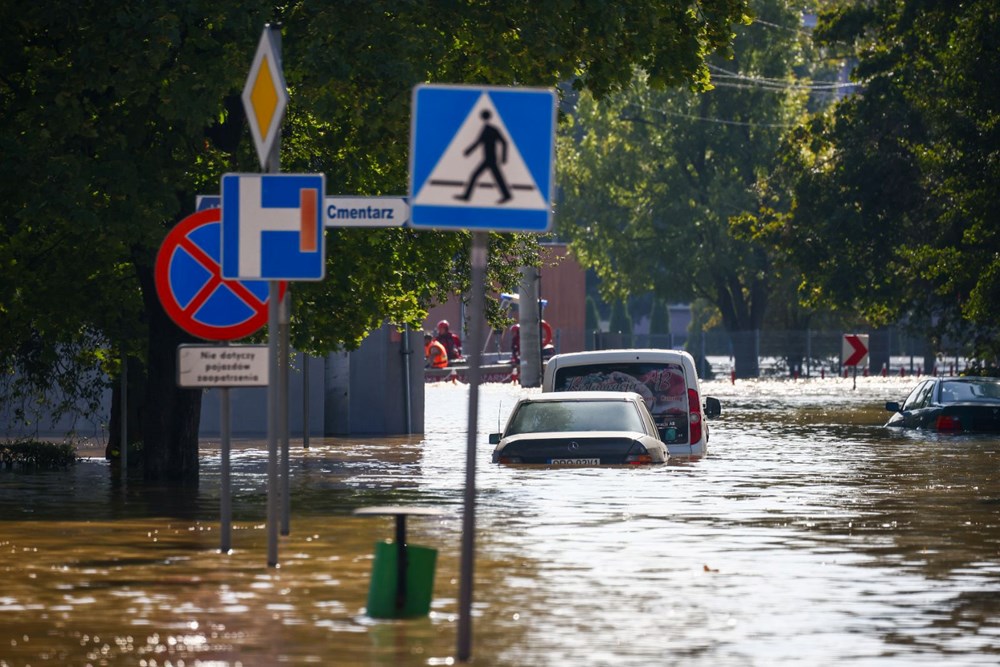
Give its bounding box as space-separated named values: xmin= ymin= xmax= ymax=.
xmin=154 ymin=208 xmax=286 ymax=341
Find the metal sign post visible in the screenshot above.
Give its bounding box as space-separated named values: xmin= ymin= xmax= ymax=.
xmin=457 ymin=232 xmax=487 ymax=662
xmin=280 ymin=289 xmax=291 ymax=536
xmin=234 ymin=24 xmax=325 ymax=567
xmin=245 ymin=22 xmax=289 ymax=569
xmin=302 ymin=352 xmax=310 ymax=448
xmin=175 ymin=343 xmax=268 ymax=552
xmin=120 ymin=352 xmax=127 ymax=484
xmin=267 ymin=281 xmax=280 ymax=566
xmin=409 ymin=82 xmax=556 ymax=663
xmin=220 ymin=385 xmax=232 ymax=552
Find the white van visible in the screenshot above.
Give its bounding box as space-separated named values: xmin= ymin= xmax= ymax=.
xmin=542 ymin=349 xmax=720 ymax=458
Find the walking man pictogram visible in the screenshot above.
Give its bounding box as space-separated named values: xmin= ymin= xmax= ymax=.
xmin=455 ymin=110 xmax=512 ymax=204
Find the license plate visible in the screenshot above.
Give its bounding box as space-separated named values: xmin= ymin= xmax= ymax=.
xmin=550 ymin=458 xmax=600 ymax=465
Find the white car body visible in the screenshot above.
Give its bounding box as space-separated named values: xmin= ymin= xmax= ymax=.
xmin=491 ymin=391 xmax=668 ymax=465
xmin=542 ymin=349 xmax=718 ymax=458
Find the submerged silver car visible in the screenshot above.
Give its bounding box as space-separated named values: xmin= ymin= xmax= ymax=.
xmin=489 ymin=391 xmax=668 ymax=465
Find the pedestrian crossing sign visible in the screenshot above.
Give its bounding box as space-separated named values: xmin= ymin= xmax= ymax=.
xmin=409 ymin=84 xmax=556 ymax=232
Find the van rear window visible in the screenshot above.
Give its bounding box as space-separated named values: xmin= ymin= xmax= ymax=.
xmin=553 ymin=363 xmax=686 ymax=409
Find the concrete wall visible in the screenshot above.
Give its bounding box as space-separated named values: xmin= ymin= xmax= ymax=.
xmin=324 ymin=324 xmax=425 ymax=436
xmin=6 ymin=327 xmax=425 ymax=442
xmin=198 ymin=352 xmax=325 ymax=438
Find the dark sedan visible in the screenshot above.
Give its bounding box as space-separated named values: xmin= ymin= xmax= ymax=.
xmin=885 ymin=377 xmax=1000 ymax=432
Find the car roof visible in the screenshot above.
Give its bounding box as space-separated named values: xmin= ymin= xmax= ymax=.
xmin=940 ymin=377 xmax=1000 ymax=383
xmin=547 ymin=349 xmax=694 ymax=364
xmin=517 ymin=390 xmax=646 ymax=403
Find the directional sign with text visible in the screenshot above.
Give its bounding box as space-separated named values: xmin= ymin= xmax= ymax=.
xmin=409 ymin=84 xmax=556 ymax=232
xmin=842 ymin=333 xmax=870 ymax=367
xmin=221 ymin=173 xmax=326 ymax=280
xmin=198 ymin=194 xmax=408 ymax=228
xmin=154 ymin=208 xmax=286 ymax=341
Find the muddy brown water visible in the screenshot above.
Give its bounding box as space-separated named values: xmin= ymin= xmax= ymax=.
xmin=2 ymin=377 xmax=999 ymax=666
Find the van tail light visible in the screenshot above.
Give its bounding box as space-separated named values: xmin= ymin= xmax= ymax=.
xmin=688 ymin=388 xmax=702 ymax=444
xmin=934 ymin=415 xmax=962 ymax=432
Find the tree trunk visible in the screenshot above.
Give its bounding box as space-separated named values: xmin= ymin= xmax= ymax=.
xmin=135 ymin=260 xmax=203 ymax=484
xmin=730 ymin=330 xmax=760 ymax=378
xmin=868 ymin=328 xmax=892 ymax=376
xmin=714 ymin=271 xmax=767 ymax=379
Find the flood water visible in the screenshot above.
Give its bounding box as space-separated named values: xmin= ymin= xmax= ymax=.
xmin=2 ymin=377 xmax=1000 ymax=666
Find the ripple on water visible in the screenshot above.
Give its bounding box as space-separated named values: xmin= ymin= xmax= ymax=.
xmin=1 ymin=377 xmax=999 ymax=664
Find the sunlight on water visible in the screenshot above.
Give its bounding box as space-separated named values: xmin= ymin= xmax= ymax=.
xmin=2 ymin=375 xmax=999 ymax=665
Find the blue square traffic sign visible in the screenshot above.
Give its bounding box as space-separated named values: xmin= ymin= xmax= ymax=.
xmin=409 ymin=84 xmax=556 ymax=232
xmin=220 ymin=173 xmax=326 ymax=281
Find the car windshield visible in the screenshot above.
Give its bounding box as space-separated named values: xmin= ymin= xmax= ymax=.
xmin=505 ymin=400 xmax=644 ymax=436
xmin=939 ymin=379 xmax=1000 ymax=403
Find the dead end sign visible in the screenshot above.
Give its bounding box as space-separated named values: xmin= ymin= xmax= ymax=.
xmin=155 ymin=208 xmax=286 ymax=341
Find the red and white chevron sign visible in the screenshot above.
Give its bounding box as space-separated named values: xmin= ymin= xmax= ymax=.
xmin=842 ymin=334 xmax=870 ymax=367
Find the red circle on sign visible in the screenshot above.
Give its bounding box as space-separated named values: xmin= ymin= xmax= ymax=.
xmin=154 ymin=208 xmax=287 ymax=341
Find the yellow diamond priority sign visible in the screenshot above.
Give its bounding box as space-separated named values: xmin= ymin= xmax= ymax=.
xmin=242 ymin=26 xmax=288 ymax=169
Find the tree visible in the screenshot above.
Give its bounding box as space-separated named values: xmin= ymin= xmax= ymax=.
xmin=747 ymin=0 xmax=1000 ymax=367
xmin=558 ymin=0 xmax=810 ymax=377
xmin=648 ymin=297 xmax=671 ymax=348
xmin=0 ymin=0 xmax=750 ymax=482
xmin=608 ymin=299 xmax=634 ymax=348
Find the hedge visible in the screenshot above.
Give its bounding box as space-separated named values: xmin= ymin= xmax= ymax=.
xmin=1 ymin=440 xmax=77 ymax=470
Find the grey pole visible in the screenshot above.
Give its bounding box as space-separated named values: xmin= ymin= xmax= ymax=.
xmin=280 ymin=290 xmax=291 ymax=536
xmin=220 ymin=386 xmax=232 ymax=553
xmin=806 ymin=328 xmax=812 ymax=379
xmin=265 ymin=23 xmax=283 ymax=568
xmin=457 ymin=232 xmax=487 ymax=662
xmin=302 ymin=352 xmax=310 ymax=448
xmin=402 ymin=323 xmax=412 ymax=435
xmin=267 ymin=281 xmax=280 ymax=566
xmin=120 ymin=352 xmax=127 ymax=481
xmin=518 ymin=266 xmax=541 ymax=387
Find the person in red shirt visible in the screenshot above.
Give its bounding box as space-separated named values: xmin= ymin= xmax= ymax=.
xmin=435 ymin=320 xmax=463 ymax=360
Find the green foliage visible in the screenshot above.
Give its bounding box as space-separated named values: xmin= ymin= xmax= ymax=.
xmin=1 ymin=440 xmax=77 ymax=470
xmin=649 ymin=298 xmax=671 ymax=336
xmin=756 ymin=0 xmax=1000 ymax=361
xmin=608 ymin=299 xmax=633 ymax=347
xmin=558 ymin=0 xmax=813 ymax=374
xmin=0 ymin=0 xmax=750 ymax=475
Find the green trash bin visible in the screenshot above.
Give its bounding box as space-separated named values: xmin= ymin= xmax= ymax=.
xmin=354 ymin=506 xmax=443 ymax=620
xmin=366 ymin=540 xmax=437 ymax=619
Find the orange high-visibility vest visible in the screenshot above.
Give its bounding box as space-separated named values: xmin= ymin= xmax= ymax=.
xmin=426 ymin=340 xmax=448 ymax=368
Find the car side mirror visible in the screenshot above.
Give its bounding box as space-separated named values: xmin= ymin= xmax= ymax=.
xmin=703 ymin=396 xmax=721 ymax=418
xmin=488 ymin=433 xmax=501 ymax=445
xmin=885 ymin=401 xmax=901 ymax=413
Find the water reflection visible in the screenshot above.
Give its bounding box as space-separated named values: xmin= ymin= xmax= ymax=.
xmin=1 ymin=377 xmax=999 ymax=665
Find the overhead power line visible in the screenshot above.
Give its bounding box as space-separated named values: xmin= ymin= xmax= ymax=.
xmin=623 ymin=103 xmax=799 ymax=129
xmin=707 ymin=64 xmax=858 ymax=92
xmin=751 ymin=17 xmax=814 ymax=36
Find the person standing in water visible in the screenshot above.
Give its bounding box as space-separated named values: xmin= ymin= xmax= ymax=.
xmin=455 ymin=109 xmax=512 ymax=204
